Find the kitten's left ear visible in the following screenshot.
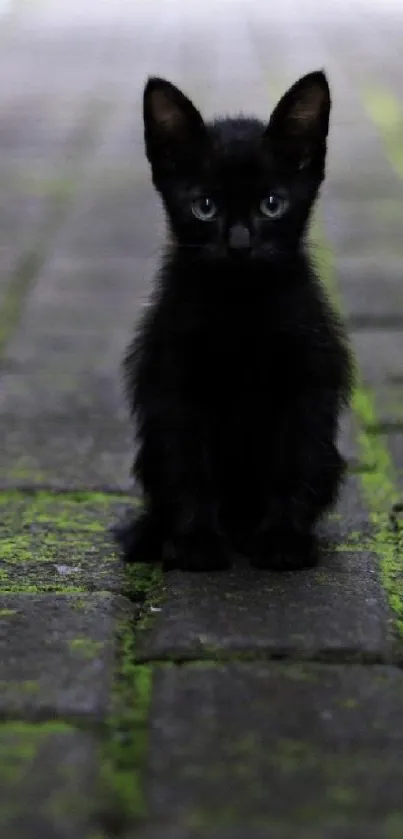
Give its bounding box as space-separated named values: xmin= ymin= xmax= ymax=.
xmin=143 ymin=77 xmax=207 ymax=170
xmin=265 ymin=71 xmax=331 ymax=169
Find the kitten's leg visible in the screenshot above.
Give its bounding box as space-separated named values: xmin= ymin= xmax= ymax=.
xmin=249 ymin=399 xmax=345 ymax=571
xmin=154 ymin=424 xmax=230 ymax=572
xmin=113 ymin=508 xmax=163 ymax=565
xmin=120 ymin=413 xmax=230 ymax=572
xmin=250 ymin=444 xmax=345 ymax=570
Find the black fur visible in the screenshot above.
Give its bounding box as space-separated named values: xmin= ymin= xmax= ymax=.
xmin=116 ymin=71 xmax=354 ymax=572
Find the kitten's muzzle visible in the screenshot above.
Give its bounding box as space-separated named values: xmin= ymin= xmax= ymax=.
xmin=227 ymin=223 xmax=251 ymax=254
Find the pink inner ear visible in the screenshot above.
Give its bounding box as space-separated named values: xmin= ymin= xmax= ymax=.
xmin=150 ymin=90 xmax=183 ymax=131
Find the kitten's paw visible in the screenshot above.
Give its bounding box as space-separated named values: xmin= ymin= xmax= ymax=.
xmin=164 ymin=530 xmax=231 ymax=572
xmin=112 ymin=512 xmax=162 ymax=564
xmin=249 ymin=531 xmax=318 ymax=572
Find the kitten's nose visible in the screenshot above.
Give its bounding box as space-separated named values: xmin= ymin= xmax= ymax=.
xmin=228 ymin=224 xmax=251 ymax=252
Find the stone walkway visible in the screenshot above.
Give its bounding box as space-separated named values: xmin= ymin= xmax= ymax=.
xmin=1 ymin=0 xmax=403 ymax=837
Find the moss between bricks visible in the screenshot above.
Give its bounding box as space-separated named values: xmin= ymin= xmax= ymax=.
xmin=99 ymin=561 xmax=164 ymax=831
xmin=363 ymin=86 xmax=403 ymax=183
xmin=0 ymin=486 xmax=164 ymax=832
xmin=0 ymin=89 xmax=157 ymax=832
xmin=1 ymin=195 xmax=401 ymax=835
xmin=353 ymin=389 xmax=403 ymax=634
xmin=313 ymin=222 xmax=403 ymax=640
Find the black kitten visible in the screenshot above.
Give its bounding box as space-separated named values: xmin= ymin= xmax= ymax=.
xmin=116 ymin=71 xmax=353 ymax=572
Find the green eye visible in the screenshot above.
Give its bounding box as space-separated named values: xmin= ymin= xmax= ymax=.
xmin=191 ymin=197 xmax=217 ymax=221
xmin=260 ymin=192 xmax=288 ymax=219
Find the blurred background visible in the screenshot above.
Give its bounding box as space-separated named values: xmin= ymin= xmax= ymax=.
xmin=1 ymin=0 xmax=403 ymax=489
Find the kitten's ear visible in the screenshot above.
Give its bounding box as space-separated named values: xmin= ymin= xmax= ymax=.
xmin=265 ymin=71 xmax=331 ymax=169
xmin=143 ymin=77 xmax=207 ymax=170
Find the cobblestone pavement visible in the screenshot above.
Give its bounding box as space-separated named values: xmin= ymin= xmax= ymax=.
xmin=1 ymin=1 xmax=403 ymax=837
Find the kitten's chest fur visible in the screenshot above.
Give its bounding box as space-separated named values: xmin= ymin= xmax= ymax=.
xmin=198 ymin=308 xmax=288 ymax=407
xmin=163 ymin=253 xmax=319 ymax=411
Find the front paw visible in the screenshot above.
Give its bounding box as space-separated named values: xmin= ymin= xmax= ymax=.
xmin=112 ymin=511 xmax=163 ymax=564
xmin=164 ymin=530 xmax=231 ymax=572
xmin=248 ymin=530 xmax=318 ymax=572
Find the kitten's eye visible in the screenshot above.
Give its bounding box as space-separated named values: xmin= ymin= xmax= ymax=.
xmin=259 ymin=192 xmax=288 ymax=219
xmin=191 ymin=197 xmax=217 ymax=221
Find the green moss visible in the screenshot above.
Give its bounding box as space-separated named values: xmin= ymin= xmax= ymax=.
xmin=332 ymin=543 xmax=368 ymax=553
xmin=327 ymin=785 xmax=356 ymax=806
xmin=69 ymin=638 xmax=105 ymax=658
xmin=0 ymin=250 xmax=44 ymax=355
xmin=279 ymin=663 xmax=320 ymax=681
xmin=99 ymin=557 xmax=164 ymax=829
xmin=340 ymin=697 xmax=359 ymax=710
xmin=383 ymin=813 xmax=403 ymax=839
xmin=130 ymin=571 xmax=165 ymax=636
xmin=273 ymin=738 xmax=318 ymax=773
xmin=0 ymin=579 xmax=86 ymax=594
xmin=123 ymin=562 xmax=162 ymax=605
xmin=359 ymin=384 xmax=403 ymax=427
xmin=100 ymin=648 xmax=153 ymax=824
xmin=313 ymin=221 xmax=403 ymax=638
xmin=0 ymin=722 xmax=73 ymax=783
xmin=182 ymin=743 xmax=402 ymax=830
xmin=0 ymin=490 xmax=140 ymax=594
xmin=0 ymin=720 xmax=96 ymax=826
xmin=0 ymin=679 xmax=40 ymax=700
xmin=363 ymin=88 xmax=403 ymax=178
xmin=0 ymin=609 xmax=17 ymax=617
xmin=0 ymin=680 xmax=40 ymax=695
xmin=0 ymin=485 xmax=163 ymax=828
xmin=70 ymin=598 xmax=88 ymax=610
xmin=0 ymin=487 xmax=137 ymax=513
xmin=352 ymin=390 xmax=403 ymax=634
xmin=0 ymin=488 xmax=162 ymax=829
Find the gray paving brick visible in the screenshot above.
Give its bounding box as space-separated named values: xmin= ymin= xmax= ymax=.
xmin=0 ymin=15 xmax=118 ymax=313
xmin=141 ymin=662 xmax=403 ymax=837
xmin=0 ymin=492 xmax=140 ymax=594
xmin=135 ymin=477 xmax=390 ymax=661
xmin=335 ymin=257 xmax=403 ymax=322
xmin=53 ymin=178 xmax=163 ymax=260
xmin=137 ymin=827 xmax=384 ymax=839
xmin=0 ymin=255 xmax=153 ymax=489
xmin=0 ymin=408 xmax=133 ymax=491
xmin=352 ymin=331 xmax=403 ymax=386
xmin=0 ymin=593 xmax=130 ymax=718
xmin=2 ymin=1 xmax=403 ymax=838
xmin=0 ymin=723 xmax=100 ymax=839
xmin=137 ymin=550 xmax=389 ymax=661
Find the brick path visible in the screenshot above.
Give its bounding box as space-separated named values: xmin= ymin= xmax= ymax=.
xmin=1 ymin=1 xmax=403 ymax=837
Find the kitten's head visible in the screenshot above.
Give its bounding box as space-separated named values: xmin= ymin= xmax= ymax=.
xmin=143 ymin=71 xmax=330 ymax=260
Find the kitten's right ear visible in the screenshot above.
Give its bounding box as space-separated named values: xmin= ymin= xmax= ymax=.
xmin=265 ymin=71 xmax=331 ymax=170
xmin=143 ymin=77 xmax=207 ymax=171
